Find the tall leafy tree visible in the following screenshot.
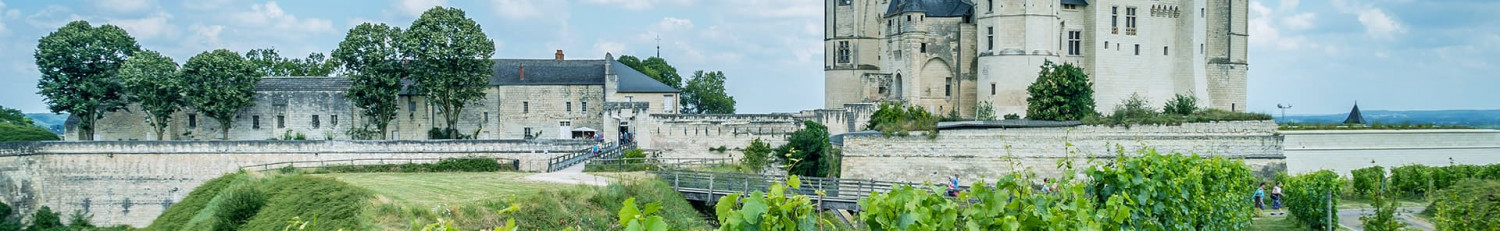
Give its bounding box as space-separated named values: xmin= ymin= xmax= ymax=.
xmin=119 ymin=50 xmax=183 ymax=141
xmin=334 ymin=23 xmax=405 ymax=139
xmin=181 ymin=49 xmax=260 ymax=140
xmin=775 ymin=121 xmax=836 ymax=177
xmin=617 ymin=55 xmax=682 ymax=89
xmin=680 ymin=70 xmax=736 ymax=114
xmin=1025 ymin=61 xmax=1096 ymax=121
xmin=291 ymin=52 xmax=339 ymax=76
xmin=246 ymin=48 xmax=295 ymax=76
xmin=34 ymin=21 xmax=140 ymax=140
xmin=0 ymin=105 xmax=33 ymax=127
xmin=399 ymin=7 xmax=495 ymax=138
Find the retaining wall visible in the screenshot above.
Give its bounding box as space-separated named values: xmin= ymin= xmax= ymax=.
xmin=1282 ymin=129 xmax=1500 ymax=175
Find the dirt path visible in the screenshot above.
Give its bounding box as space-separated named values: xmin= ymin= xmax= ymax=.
xmin=1337 ymin=207 xmax=1434 ymax=231
xmin=522 ymin=161 xmax=613 ymax=186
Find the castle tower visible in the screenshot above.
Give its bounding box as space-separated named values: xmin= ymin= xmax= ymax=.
xmin=1205 ymin=0 xmax=1249 ymax=111
xmin=975 ymin=0 xmax=1062 ymax=117
xmin=824 ymin=0 xmax=886 ymax=109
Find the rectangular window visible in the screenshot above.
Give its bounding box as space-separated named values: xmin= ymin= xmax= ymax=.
xmin=625 ymin=96 xmax=633 ymax=102
xmin=566 ymin=102 xmax=573 ymax=112
xmin=331 ymin=115 xmax=337 ymax=127
xmin=944 ymin=77 xmax=952 ymax=97
xmin=277 ymin=115 xmax=285 ymax=128
xmin=987 ymin=0 xmax=993 ymax=12
xmin=986 ymin=27 xmax=994 ymax=51
xmin=560 ymin=121 xmax=571 ymax=127
xmin=1111 ymin=6 xmax=1119 ymax=34
xmin=252 ymin=116 xmax=260 ymax=129
xmin=1135 ymin=44 xmax=1141 ymax=55
xmin=188 ymin=114 xmax=197 ymax=128
xmin=582 ymin=102 xmax=588 ymax=112
xmin=523 ymin=102 xmax=529 ymax=113
xmin=408 ymin=100 xmax=416 ymax=111
xmin=990 ymin=83 xmax=996 ymax=95
xmin=920 ymin=43 xmax=927 ymax=53
xmin=1164 ymin=46 xmax=1169 ymax=55
xmin=484 ymin=112 xmax=489 ymax=124
xmin=1063 ymin=4 xmax=1077 ymax=10
xmin=663 ymin=95 xmax=674 ymax=113
xmin=1067 ymin=31 xmax=1082 ymax=55
xmin=312 ymin=115 xmax=320 ymax=129
xmin=1126 ymin=7 xmax=1138 ymax=35
xmin=1105 ymin=41 xmax=1110 ymax=49
xmin=524 ymin=127 xmax=532 ymax=137
xmin=837 ymin=41 xmax=851 ymax=63
xmin=1201 ymin=44 xmax=1205 ymax=54
xmin=839 ymin=0 xmax=851 ymax=5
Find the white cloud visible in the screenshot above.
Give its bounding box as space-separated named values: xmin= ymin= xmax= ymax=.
xmin=593 ymin=40 xmax=627 ymax=55
xmin=582 ymin=0 xmax=693 ymax=10
xmin=0 ymin=1 xmax=8 ymax=36
xmin=1281 ymin=13 xmax=1316 ymax=31
xmin=1248 ymin=1 xmax=1278 ymax=46
xmin=25 ymin=5 xmax=84 ymax=29
xmin=232 ymin=1 xmax=334 ymax=34
xmin=107 ymin=12 xmax=174 ymax=39
xmin=490 ymin=0 xmax=542 ymax=20
xmin=1356 ymin=8 xmax=1404 ymax=39
xmin=722 ymin=0 xmax=821 ymax=18
xmin=187 ymin=23 xmax=224 ymax=48
xmin=181 ymin=0 xmax=232 ymax=10
xmin=94 ymin=0 xmax=151 ymax=14
xmin=395 ymin=0 xmax=446 ymax=17
xmin=656 ymin=17 xmax=693 ymax=32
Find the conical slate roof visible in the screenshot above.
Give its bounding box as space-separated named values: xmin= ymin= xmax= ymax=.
xmin=1344 ymin=104 xmax=1366 ymax=124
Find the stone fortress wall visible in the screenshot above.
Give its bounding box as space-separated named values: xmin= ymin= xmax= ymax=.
xmin=638 ymin=103 xmax=877 ymax=160
xmin=1281 ymin=129 xmax=1500 ymax=175
xmin=838 ymin=121 xmax=1285 ymax=183
xmin=0 ymin=140 xmax=594 ymax=227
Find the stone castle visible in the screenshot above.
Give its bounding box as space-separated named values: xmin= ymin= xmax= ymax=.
xmin=823 ymin=0 xmax=1249 ymax=117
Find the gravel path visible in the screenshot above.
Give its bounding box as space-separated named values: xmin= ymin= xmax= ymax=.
xmin=1336 ymin=207 xmax=1434 ymax=231
xmin=522 ymin=162 xmax=614 ymax=186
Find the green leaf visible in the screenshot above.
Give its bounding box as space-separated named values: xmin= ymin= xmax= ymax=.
xmin=618 ymin=197 xmax=639 ymax=227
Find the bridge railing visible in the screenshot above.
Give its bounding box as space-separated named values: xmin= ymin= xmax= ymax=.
xmin=545 ymin=142 xmax=629 ymax=172
xmin=584 ymin=158 xmax=733 ymax=172
xmin=239 ymin=157 xmax=520 ymax=172
xmin=651 ymin=169 xmax=929 ymax=201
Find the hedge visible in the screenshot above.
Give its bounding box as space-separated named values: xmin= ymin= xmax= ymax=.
xmin=319 ymin=158 xmax=512 ymax=173
xmin=1279 ymin=170 xmax=1344 ymax=230
xmin=1088 ymin=149 xmax=1257 ymax=230
xmin=1350 ymin=166 xmax=1385 ymax=198
xmin=1387 ymin=163 xmax=1500 ymax=198
xmin=1431 ymin=179 xmax=1500 ymax=230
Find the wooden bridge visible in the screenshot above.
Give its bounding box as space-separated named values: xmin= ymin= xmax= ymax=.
xmin=652 ymin=169 xmax=949 ymax=211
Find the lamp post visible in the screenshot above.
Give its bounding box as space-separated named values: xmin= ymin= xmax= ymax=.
xmin=1276 ymin=104 xmax=1293 ymax=122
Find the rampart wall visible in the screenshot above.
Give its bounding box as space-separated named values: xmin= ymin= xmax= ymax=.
xmin=838 ymin=121 xmax=1285 ymax=183
xmin=0 ymin=140 xmax=593 ymax=227
xmin=638 ymin=103 xmax=877 ymax=160
xmin=1282 ymin=129 xmax=1500 ymax=175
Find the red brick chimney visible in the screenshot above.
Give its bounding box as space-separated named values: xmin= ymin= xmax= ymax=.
xmin=555 ymin=50 xmax=565 ymax=60
xmin=519 ymin=65 xmax=525 ymax=80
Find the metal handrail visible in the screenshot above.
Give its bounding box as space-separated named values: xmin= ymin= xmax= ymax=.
xmin=650 ymin=169 xmax=946 ymax=206
xmin=545 ymin=142 xmax=631 ymax=172
xmin=239 ymin=157 xmax=520 ymax=172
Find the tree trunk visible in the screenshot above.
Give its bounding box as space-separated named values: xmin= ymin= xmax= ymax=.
xmin=219 ymin=119 xmax=232 ymax=140
xmin=79 ymin=116 xmax=95 ymax=141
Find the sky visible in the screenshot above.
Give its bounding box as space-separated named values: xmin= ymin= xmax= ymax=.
xmin=0 ymin=0 xmax=1494 ymax=116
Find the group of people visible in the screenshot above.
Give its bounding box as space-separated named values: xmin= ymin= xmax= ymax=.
xmin=942 ymin=175 xmax=1062 ymax=197
xmin=1254 ymin=182 xmax=1284 ymax=212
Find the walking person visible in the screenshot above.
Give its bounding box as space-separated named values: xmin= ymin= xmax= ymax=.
xmin=1254 ymin=183 xmax=1266 ymax=210
xmin=1271 ymin=182 xmax=1284 ymax=212
xmin=947 ymin=174 xmax=961 ymax=197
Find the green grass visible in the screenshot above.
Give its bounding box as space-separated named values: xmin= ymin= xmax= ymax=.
xmin=323 ymin=172 xmax=557 ymax=208
xmin=143 ymin=172 xmax=373 ymax=231
xmin=1250 ymin=216 xmax=1354 ymax=231
xmin=144 ymin=172 xmax=242 ymax=231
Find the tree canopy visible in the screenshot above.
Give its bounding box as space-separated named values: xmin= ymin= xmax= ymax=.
xmin=120 ymin=49 xmax=183 ymax=141
xmin=181 ymin=49 xmax=260 ymax=140
xmin=246 ymin=48 xmax=338 ymax=77
xmin=34 ymin=20 xmax=140 ymax=140
xmin=680 ymin=70 xmax=736 ymax=114
xmin=0 ymin=105 xmax=32 ymax=127
xmin=400 ymin=6 xmax=495 ymax=139
xmin=618 ymin=55 xmax=682 ymax=89
xmin=776 ymin=121 xmax=838 ymax=177
xmin=1025 ymin=61 xmax=1096 ymax=121
xmin=334 ymin=22 xmax=406 ymax=139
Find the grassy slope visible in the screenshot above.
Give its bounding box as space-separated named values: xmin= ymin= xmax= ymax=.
xmin=144 ymin=173 xmax=241 ymax=231
xmin=144 ymin=173 xmax=373 ymax=231
xmin=324 ymin=172 xmax=557 ymax=208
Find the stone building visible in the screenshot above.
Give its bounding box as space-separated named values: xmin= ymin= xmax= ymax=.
xmin=71 ymin=51 xmax=680 ymax=141
xmin=824 ymin=0 xmax=1250 ymax=117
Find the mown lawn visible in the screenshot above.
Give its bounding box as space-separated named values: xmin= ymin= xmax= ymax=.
xmin=322 ymin=172 xmax=559 ymax=208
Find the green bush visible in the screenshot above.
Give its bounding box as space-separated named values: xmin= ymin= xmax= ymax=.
xmin=1431 ymin=179 xmax=1500 ymax=230
xmin=739 ymin=138 xmax=773 ymax=173
xmin=147 ymin=173 xmax=241 ymax=231
xmin=211 ymin=185 xmax=267 ymax=231
xmin=320 ymin=158 xmax=510 ymax=173
xmin=1359 ymin=185 xmax=1407 ymax=231
xmin=28 ymin=206 xmax=62 ymax=231
xmin=1003 ymin=113 xmax=1020 ymax=120
xmin=1026 ymin=60 xmax=1096 ymax=121
xmin=1088 ymin=149 xmax=1256 ymax=230
xmin=864 ymin=101 xmax=938 ymax=137
xmin=1162 ymin=93 xmax=1198 ymax=115
xmin=1351 ymin=166 xmax=1385 ymax=197
xmin=860 ymin=172 xmax=1130 ymax=230
xmin=1279 ymin=170 xmax=1344 ymax=230
xmin=1389 ymin=165 xmax=1432 ymax=198
xmin=0 ymin=123 xmax=60 ymax=142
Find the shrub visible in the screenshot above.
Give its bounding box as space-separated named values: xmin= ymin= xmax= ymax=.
xmin=0 ymin=123 xmax=60 ymax=142
xmin=1431 ymin=179 xmax=1500 ymax=230
xmin=975 ymin=102 xmax=996 ymax=121
xmin=212 ymin=185 xmax=267 ymax=231
xmin=1088 ymin=149 xmax=1256 ymax=230
xmin=739 ymin=138 xmax=773 ymax=173
xmin=1389 ymin=164 xmax=1432 ymax=198
xmin=776 ymin=121 xmax=837 ymax=177
xmin=148 ymin=173 xmax=241 ymax=231
xmin=239 ymin=175 xmax=371 ymax=230
xmin=1111 ymin=93 xmax=1157 ymax=119
xmin=66 ymin=210 xmax=93 ymax=228
xmin=1351 ymin=166 xmax=1385 ymax=198
xmin=864 ymin=101 xmax=938 ymax=136
xmin=28 ymin=206 xmax=62 ymax=231
xmin=1162 ymin=93 xmax=1198 ymax=115
xmin=427 ymin=128 xmax=473 ymax=139
xmin=1026 ymin=60 xmax=1096 ymax=121
xmin=1279 ymin=170 xmax=1344 ymax=230
xmin=1359 ymin=185 xmax=1406 ymax=231
xmin=321 ymin=157 xmax=509 ymax=173
xmin=1003 ymin=113 xmax=1020 ymax=120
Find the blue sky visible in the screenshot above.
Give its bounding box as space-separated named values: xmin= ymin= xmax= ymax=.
xmin=0 ymin=0 xmax=1494 ymax=116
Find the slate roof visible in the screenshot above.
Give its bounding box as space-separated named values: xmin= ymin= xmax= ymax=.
xmin=254 ymin=77 xmax=352 ymax=91
xmin=1344 ymin=104 xmax=1366 ymax=124
xmin=1061 ymin=0 xmax=1089 ymax=5
xmin=489 ymin=59 xmax=606 ymax=86
xmin=613 ymin=60 xmax=681 ymax=93
xmin=886 ymin=0 xmax=974 ymax=17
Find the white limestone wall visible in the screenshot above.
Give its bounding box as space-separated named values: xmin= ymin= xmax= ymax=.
xmin=840 ymin=121 xmax=1284 ymax=183
xmin=1283 ymin=129 xmax=1500 ymax=175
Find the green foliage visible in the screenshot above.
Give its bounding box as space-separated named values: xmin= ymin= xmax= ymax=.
xmin=617 ymin=55 xmax=683 ymax=89
xmin=1162 ymin=93 xmax=1199 ymax=115
xmin=1351 ymin=166 xmax=1385 ymax=198
xmin=1084 ymin=108 xmax=1273 ymax=127
xmin=464 ymin=180 xmax=708 ymax=230
xmin=713 ymin=175 xmax=830 ymax=231
xmin=335 ymin=23 xmax=406 ymax=140
xmin=1389 ymin=165 xmax=1432 ymax=198
xmin=212 ymin=185 xmax=268 ymax=231
xmin=863 ymin=101 xmax=937 ymax=137
xmin=1278 ymin=170 xmax=1344 ymax=230
xmin=1003 ymin=113 xmax=1020 ymax=120
xmin=975 ymin=101 xmax=996 ymax=121
xmin=709 ymin=146 xmax=728 ymax=153
xmin=0 ymin=123 xmax=60 ymax=142
xmin=740 ymin=138 xmax=774 ymax=173
xmin=426 ymin=128 xmax=473 ymax=140
xmin=1431 ymin=179 xmax=1500 ymax=230
xmin=271 ymin=130 xmax=307 ymax=141
xmin=617 ymin=198 xmax=669 ymax=231
xmin=321 ymin=158 xmax=511 ymax=173
xmin=148 ymin=173 xmax=240 ymax=231
xmin=34 ymin=20 xmax=140 ymax=140
xmin=0 ymin=201 xmax=16 ymax=231
xmin=120 ymin=49 xmax=183 ymax=141
xmin=623 ymin=148 xmax=647 ymax=159
xmin=0 ymin=106 xmax=33 ymax=127
xmin=860 ymin=171 xmax=1131 ymax=230
xmin=245 ymin=48 xmax=337 ymax=77
xmin=680 ymin=70 xmax=736 ymax=114
xmin=27 ymin=206 xmax=62 ymax=231
xmin=1088 ymin=149 xmax=1256 ymax=230
xmin=1359 ymin=184 xmax=1407 ymax=231
xmin=1112 ymin=93 xmax=1157 ymax=119
xmin=776 ymin=121 xmax=837 ymax=177
xmin=181 ymin=49 xmax=260 ymax=140
xmin=401 ymin=7 xmax=496 ymax=138
xmin=1025 ymin=61 xmax=1096 ymax=121
xmin=239 ymin=176 xmax=371 ymax=230
xmin=66 ymin=211 xmax=93 ymax=229
xmin=1386 ymin=163 xmax=1500 ymax=199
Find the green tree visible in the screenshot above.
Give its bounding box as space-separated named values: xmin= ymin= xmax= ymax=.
xmin=680 ymin=70 xmax=736 ymax=114
xmin=776 ymin=121 xmax=837 ymax=177
xmin=400 ymin=7 xmax=495 ymax=138
xmin=290 ymin=52 xmax=338 ymax=76
xmin=1162 ymin=93 xmax=1198 ymax=115
xmin=617 ymin=55 xmax=682 ymax=89
xmin=0 ymin=106 xmax=32 ymax=127
xmin=334 ymin=23 xmax=406 ymax=139
xmin=246 ymin=48 xmax=295 ymax=76
xmin=975 ymin=101 xmax=996 ymax=121
xmin=119 ymin=50 xmax=183 ymax=141
xmin=1025 ymin=61 xmax=1095 ymax=121
xmin=34 ymin=20 xmax=140 ymax=140
xmin=739 ymin=138 xmax=773 ymax=173
xmin=181 ymin=49 xmax=260 ymax=140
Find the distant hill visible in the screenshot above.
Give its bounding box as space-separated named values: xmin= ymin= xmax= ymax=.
xmin=24 ymin=113 xmax=69 ymax=134
xmin=1277 ymin=109 xmax=1500 ymax=128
